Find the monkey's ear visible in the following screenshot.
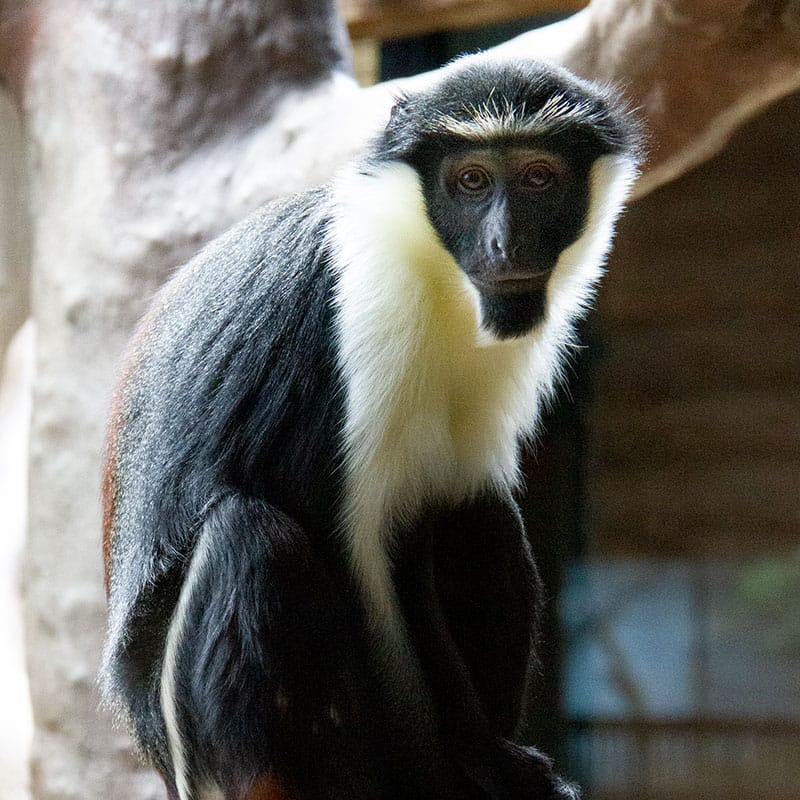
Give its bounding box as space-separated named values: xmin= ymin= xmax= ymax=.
xmin=383 ymin=93 xmax=415 ymax=154
xmin=389 ymin=93 xmax=411 ymax=123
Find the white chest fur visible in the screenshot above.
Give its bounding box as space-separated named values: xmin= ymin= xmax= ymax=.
xmin=328 ymin=157 xmax=635 ymax=641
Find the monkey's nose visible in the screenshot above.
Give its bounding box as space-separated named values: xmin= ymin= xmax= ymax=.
xmin=490 ymin=236 xmax=507 ymax=259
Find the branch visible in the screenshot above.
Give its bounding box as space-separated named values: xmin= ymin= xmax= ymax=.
xmin=493 ymin=0 xmax=800 ymax=196
xmin=295 ymin=1 xmax=800 ymax=200
xmin=4 ymin=1 xmax=799 ymax=198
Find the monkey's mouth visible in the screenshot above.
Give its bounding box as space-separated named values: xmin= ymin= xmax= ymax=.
xmin=469 ymin=271 xmax=551 ymax=295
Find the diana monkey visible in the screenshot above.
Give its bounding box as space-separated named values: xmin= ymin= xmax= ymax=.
xmin=101 ymin=54 xmax=640 ymax=800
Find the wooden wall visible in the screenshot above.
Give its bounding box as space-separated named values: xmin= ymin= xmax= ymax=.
xmin=339 ymin=0 xmax=585 ymax=39
xmin=587 ymin=93 xmax=800 ymax=559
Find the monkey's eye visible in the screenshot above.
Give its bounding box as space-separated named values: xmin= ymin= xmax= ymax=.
xmin=456 ymin=166 xmax=492 ymax=195
xmin=521 ymin=162 xmax=558 ymax=191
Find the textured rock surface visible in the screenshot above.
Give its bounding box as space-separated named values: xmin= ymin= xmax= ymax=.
xmin=0 ymin=322 xmax=33 ymax=800
xmin=0 ymin=90 xmax=29 ymax=357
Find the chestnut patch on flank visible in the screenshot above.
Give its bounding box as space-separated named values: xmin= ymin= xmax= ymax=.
xmin=245 ymin=775 xmax=293 ymax=800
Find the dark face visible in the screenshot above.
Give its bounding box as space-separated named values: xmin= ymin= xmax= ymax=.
xmin=420 ymin=144 xmax=593 ymax=339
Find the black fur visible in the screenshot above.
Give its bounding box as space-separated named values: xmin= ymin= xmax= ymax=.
xmin=378 ymin=58 xmax=639 ymax=163
xmin=103 ymin=188 xmax=350 ymax=782
xmin=102 ymin=56 xmax=638 ymax=800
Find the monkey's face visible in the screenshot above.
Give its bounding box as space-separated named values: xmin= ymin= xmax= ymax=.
xmin=375 ymin=57 xmax=641 ymax=340
xmin=421 ymin=144 xmax=592 ymax=339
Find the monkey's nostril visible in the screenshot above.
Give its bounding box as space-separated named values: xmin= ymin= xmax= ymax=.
xmin=491 ymin=237 xmax=506 ymax=257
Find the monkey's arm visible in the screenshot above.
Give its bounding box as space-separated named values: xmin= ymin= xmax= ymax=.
xmin=141 ymin=492 xmax=385 ymax=800
xmin=396 ymin=494 xmax=578 ymax=800
xmin=430 ymin=494 xmax=540 ymax=738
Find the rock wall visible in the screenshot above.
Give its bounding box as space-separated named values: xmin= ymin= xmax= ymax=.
xmin=0 ymin=322 xmax=33 ymax=800
xmin=0 ymin=90 xmax=29 ymax=357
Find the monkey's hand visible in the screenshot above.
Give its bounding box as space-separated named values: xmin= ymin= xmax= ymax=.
xmin=482 ymin=740 xmax=581 ymax=800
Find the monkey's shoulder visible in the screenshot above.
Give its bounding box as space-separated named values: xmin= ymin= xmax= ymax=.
xmin=127 ymin=188 xmax=336 ymax=374
xmin=113 ymin=186 xmax=340 ymax=472
xmin=107 ymin=186 xmax=344 ymax=551
xmin=167 ymin=186 xmax=333 ymax=305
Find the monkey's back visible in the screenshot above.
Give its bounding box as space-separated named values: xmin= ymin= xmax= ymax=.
xmin=100 ymin=188 xmax=347 ymax=761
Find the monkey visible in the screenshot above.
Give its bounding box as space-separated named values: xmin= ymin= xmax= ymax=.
xmin=100 ymin=53 xmax=640 ymax=800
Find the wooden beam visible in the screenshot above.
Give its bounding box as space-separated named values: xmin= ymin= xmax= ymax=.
xmin=338 ymin=0 xmax=587 ymax=41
